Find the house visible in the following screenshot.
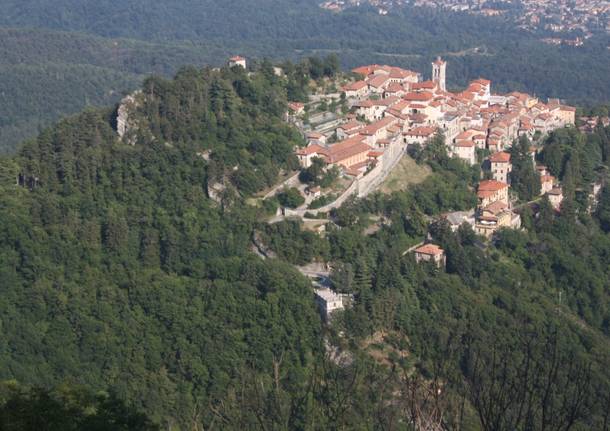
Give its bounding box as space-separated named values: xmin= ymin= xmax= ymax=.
xmin=547 ymin=187 xmax=564 ymax=210
xmin=288 ymin=102 xmax=305 ymax=116
xmin=442 ymin=210 xmax=476 ymax=232
xmin=228 ymin=56 xmax=247 ymax=68
xmin=366 ymin=74 xmax=392 ymax=94
xmin=315 ymin=289 xmax=349 ymax=322
xmin=557 ymin=105 xmax=576 ymax=126
xmin=353 ymin=100 xmax=377 ymax=122
xmin=475 ymin=200 xmax=521 ymax=238
xmin=307 ymin=132 xmax=327 ymax=146
xmin=342 ymin=81 xmax=369 ymax=99
xmin=477 ymin=180 xmax=509 ymax=207
xmin=306 ymin=186 xmax=321 ymax=198
xmin=324 ymin=136 xmax=372 ymax=169
xmin=296 ymin=144 xmax=326 ymax=168
xmin=358 ymin=117 xmax=398 ymax=146
xmin=438 ymin=114 xmax=461 ymax=144
xmin=414 ymin=243 xmax=446 ymax=268
xmin=403 ymin=126 xmax=437 ymax=146
xmin=336 ymin=120 xmax=363 ymax=140
xmin=489 ymin=152 xmax=512 ymax=184
xmin=540 ymin=174 xmax=555 ymax=195
xmin=453 ymin=141 xmax=476 ymax=165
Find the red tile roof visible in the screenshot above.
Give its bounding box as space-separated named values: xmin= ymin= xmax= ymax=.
xmin=367 ymin=74 xmax=391 ymax=88
xmin=359 ymin=117 xmax=396 ymax=136
xmin=296 ymin=144 xmax=325 ymax=156
xmin=489 ymin=152 xmax=511 ymax=163
xmin=343 ymin=81 xmax=368 ymax=91
xmin=415 ymin=243 xmax=444 ymax=256
xmin=326 ymin=137 xmax=371 ymax=165
xmin=477 ymin=180 xmax=508 ymax=199
xmin=404 ymin=126 xmax=436 ymax=137
xmin=404 ymin=92 xmax=434 ymax=102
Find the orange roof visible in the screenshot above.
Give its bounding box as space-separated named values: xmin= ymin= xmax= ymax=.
xmin=389 ymin=67 xmax=418 ymax=79
xmin=367 ymin=74 xmax=391 ymax=88
xmin=479 ymin=180 xmax=508 ymax=191
xmin=415 ymin=243 xmax=444 ymax=256
xmin=372 ymin=96 xmax=400 ymax=106
xmin=338 ymin=120 xmax=362 ymax=131
xmin=288 ymin=102 xmax=304 ymax=111
xmin=391 ymin=100 xmax=410 ymax=112
xmin=296 ymin=144 xmax=326 ymax=156
xmin=326 ymin=137 xmax=371 ymax=165
xmin=352 ymin=65 xmax=377 ymax=76
xmin=489 ymin=152 xmax=511 ymax=163
xmin=409 ymin=113 xmax=428 ymax=123
xmin=354 ymin=100 xmax=374 ymax=108
xmin=412 ymin=81 xmax=436 ymax=90
xmin=405 ymin=126 xmax=436 ymax=137
xmin=483 ymin=200 xmax=508 ymax=215
xmin=343 ymin=80 xmax=368 ymax=91
xmin=404 ymin=92 xmax=434 ymax=102
xmin=385 ymin=83 xmax=404 ymax=93
xmin=359 ymin=117 xmax=396 ymax=136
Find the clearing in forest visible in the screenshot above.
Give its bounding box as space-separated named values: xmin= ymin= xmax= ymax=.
xmin=380 ymin=154 xmax=431 ymax=193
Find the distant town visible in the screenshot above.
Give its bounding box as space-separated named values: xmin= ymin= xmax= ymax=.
xmin=320 ymin=0 xmax=610 ymax=45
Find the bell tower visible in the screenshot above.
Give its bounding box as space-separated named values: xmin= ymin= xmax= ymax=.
xmin=432 ymin=56 xmax=447 ymax=91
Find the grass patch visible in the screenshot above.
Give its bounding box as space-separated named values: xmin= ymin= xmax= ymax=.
xmin=380 ymin=154 xmax=431 ymax=194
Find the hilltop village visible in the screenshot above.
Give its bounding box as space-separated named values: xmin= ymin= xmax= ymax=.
xmin=286 ymin=57 xmax=575 ymax=240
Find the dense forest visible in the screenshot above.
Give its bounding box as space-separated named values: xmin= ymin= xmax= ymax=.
xmin=1 ymin=0 xmax=609 ymax=153
xmin=1 ymin=61 xmax=610 ymax=429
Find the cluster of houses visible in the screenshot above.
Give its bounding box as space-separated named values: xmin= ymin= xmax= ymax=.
xmin=288 ymin=57 xmax=578 ymax=237
xmin=293 ymin=57 xmax=576 ymax=180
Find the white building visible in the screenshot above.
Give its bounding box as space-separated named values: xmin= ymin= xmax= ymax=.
xmin=432 ymin=57 xmax=447 ymax=92
xmin=228 ymin=56 xmax=247 ymax=68
xmin=315 ymin=289 xmax=350 ymax=322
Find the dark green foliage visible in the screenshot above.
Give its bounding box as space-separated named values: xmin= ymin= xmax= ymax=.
xmin=308 ymin=193 xmax=337 ymax=209
xmin=509 ymin=135 xmax=541 ymax=201
xmin=299 ymin=157 xmax=340 ymax=188
xmin=262 ymin=220 xmax=330 ymax=265
xmin=0 ymin=68 xmax=323 ymax=428
xmin=0 ymin=382 xmax=158 ymax=431
xmin=277 ymin=187 xmax=305 ymax=208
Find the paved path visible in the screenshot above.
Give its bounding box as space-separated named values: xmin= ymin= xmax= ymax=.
xmin=262 ymin=172 xmax=301 ymax=199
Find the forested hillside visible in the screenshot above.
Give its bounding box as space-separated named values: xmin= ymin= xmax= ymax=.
xmin=1 ymin=0 xmax=609 ymax=153
xmin=1 ymin=62 xmax=610 ymax=429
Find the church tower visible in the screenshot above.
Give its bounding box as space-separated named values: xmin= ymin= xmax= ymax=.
xmin=432 ymin=56 xmax=447 ymax=92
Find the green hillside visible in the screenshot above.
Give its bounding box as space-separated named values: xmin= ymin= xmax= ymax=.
xmin=1 ymin=62 xmax=609 ymax=429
